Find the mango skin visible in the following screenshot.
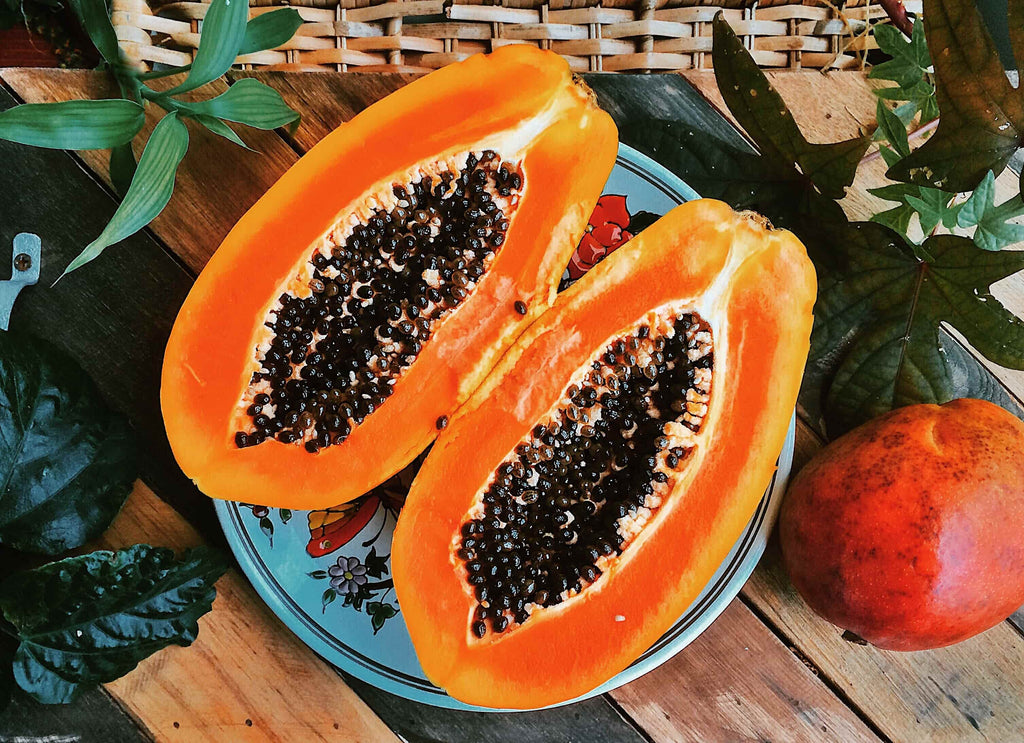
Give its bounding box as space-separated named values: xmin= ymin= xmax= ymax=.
xmin=780 ymin=399 xmax=1024 ymax=651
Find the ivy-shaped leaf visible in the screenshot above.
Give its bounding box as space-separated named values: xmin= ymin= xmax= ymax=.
xmin=956 ymin=171 xmax=1024 ymax=251
xmin=869 ymin=20 xmax=938 ymax=123
xmin=810 ymin=222 xmax=1024 ymax=435
xmin=0 ymin=545 xmax=227 ymax=704
xmin=366 ymin=601 xmax=397 ymax=635
xmin=867 ymin=182 xmax=958 ymax=241
xmin=0 ymin=331 xmax=137 ymax=555
xmin=711 ymin=16 xmax=870 ymax=200
xmin=888 ymin=0 xmax=1024 ymax=192
xmin=875 ymin=99 xmax=911 ymax=158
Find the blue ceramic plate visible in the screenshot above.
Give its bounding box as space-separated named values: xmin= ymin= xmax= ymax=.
xmin=214 ymin=143 xmax=797 ymax=711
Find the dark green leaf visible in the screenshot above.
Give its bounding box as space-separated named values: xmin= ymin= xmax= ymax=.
xmin=904 ymin=188 xmax=954 ymax=235
xmin=109 ymin=141 xmax=137 ymax=198
xmin=869 ymin=20 xmax=932 ymax=89
xmin=807 ymin=221 xmax=1024 ymax=435
xmin=0 ymin=100 xmax=144 ymax=151
xmin=956 ymin=172 xmax=1024 ymax=251
xmin=875 ymin=99 xmax=911 ymax=158
xmin=711 ymin=15 xmax=869 ymax=200
xmin=278 ymin=508 xmax=291 ymax=523
xmin=189 ymin=113 xmax=252 ymax=150
xmin=258 ymin=516 xmax=273 ymax=539
xmin=165 ymin=0 xmax=249 ymax=95
xmin=308 ymin=569 xmax=327 ymax=579
xmin=363 ymin=547 xmax=388 ymax=579
xmin=0 ymin=545 xmax=227 ymax=704
xmin=887 ymin=0 xmax=1024 ymax=192
xmin=322 ymin=588 xmax=336 ymax=607
xmin=239 ymin=8 xmax=302 ymax=55
xmin=62 ymin=112 xmax=189 ymax=278
xmin=178 ymin=79 xmax=300 ymax=131
xmin=0 ymin=331 xmax=136 ymax=555
xmin=68 ymin=0 xmax=120 ymax=65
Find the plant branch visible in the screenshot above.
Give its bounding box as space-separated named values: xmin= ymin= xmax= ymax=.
xmin=878 ymin=0 xmax=914 ymax=37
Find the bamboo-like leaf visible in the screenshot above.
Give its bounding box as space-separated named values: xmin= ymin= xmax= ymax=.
xmin=239 ymin=8 xmax=303 ymax=54
xmin=109 ymin=142 xmax=137 ymax=197
xmin=179 ymin=78 xmax=300 ymax=130
xmin=61 ymin=113 xmax=189 ymax=279
xmin=190 ymin=113 xmax=253 ymax=150
xmin=67 ymin=0 xmax=120 ymax=65
xmin=164 ymin=0 xmax=249 ymax=95
xmin=0 ymin=100 xmax=144 ymax=150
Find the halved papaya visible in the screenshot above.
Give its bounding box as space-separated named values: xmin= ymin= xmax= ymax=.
xmin=392 ymin=199 xmax=816 ymax=708
xmin=161 ymin=47 xmax=617 ymax=509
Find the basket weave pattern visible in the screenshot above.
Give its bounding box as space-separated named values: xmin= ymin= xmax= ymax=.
xmin=112 ymin=0 xmax=914 ymax=73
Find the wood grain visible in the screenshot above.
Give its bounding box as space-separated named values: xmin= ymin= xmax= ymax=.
xmin=1 ymin=68 xmax=299 ymax=275
xmin=99 ymin=483 xmax=400 ymax=743
xmin=611 ymin=599 xmax=879 ymax=743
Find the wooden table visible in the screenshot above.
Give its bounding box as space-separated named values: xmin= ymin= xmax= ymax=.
xmin=1 ymin=66 xmax=1023 ymax=743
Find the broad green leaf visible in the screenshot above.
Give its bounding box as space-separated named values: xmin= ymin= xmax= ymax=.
xmin=62 ymin=113 xmax=189 ymax=278
xmin=189 ymin=113 xmax=252 ymax=150
xmin=0 ymin=331 xmax=136 ymax=555
xmin=869 ymin=21 xmax=931 ymax=89
xmin=0 ymin=100 xmax=144 ymax=150
xmin=0 ymin=545 xmax=227 ymax=704
xmin=165 ymin=0 xmax=249 ymax=95
xmin=109 ymin=141 xmax=137 ymax=197
xmin=67 ymin=0 xmax=120 ymax=65
xmin=888 ymin=0 xmax=1024 ymax=192
xmin=875 ymin=99 xmax=910 ymax=157
xmin=904 ymin=189 xmax=953 ymax=235
xmin=239 ymin=8 xmax=303 ymax=54
xmin=178 ymin=78 xmax=300 ymax=130
xmin=807 ymin=221 xmax=1024 ymax=435
xmin=711 ymin=16 xmax=869 ymax=200
xmin=957 ymin=171 xmax=1024 ymax=251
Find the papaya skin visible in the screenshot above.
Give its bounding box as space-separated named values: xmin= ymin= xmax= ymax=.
xmin=393 ymin=199 xmax=816 ymax=709
xmin=160 ymin=47 xmax=617 ymax=509
xmin=779 ymin=399 xmax=1024 ymax=651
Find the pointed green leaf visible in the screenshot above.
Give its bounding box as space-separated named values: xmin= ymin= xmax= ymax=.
xmin=0 ymin=100 xmax=144 ymax=150
xmin=189 ymin=113 xmax=252 ymax=150
xmin=239 ymin=8 xmax=303 ymax=54
xmin=62 ymin=113 xmax=189 ymax=279
xmin=177 ymin=78 xmax=300 ymax=130
xmin=888 ymin=0 xmax=1024 ymax=192
xmin=0 ymin=545 xmax=227 ymax=704
xmin=67 ymin=0 xmax=120 ymax=65
xmin=904 ymin=188 xmax=952 ymax=235
xmin=165 ymin=0 xmax=249 ymax=95
xmin=875 ymin=99 xmax=911 ymax=157
xmin=109 ymin=141 xmax=137 ymax=197
xmin=711 ymin=15 xmax=869 ymax=200
xmin=957 ymin=171 xmax=1024 ymax=251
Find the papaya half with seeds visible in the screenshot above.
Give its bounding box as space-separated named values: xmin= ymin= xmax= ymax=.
xmin=393 ymin=199 xmax=816 ymax=709
xmin=161 ymin=47 xmax=617 ymax=509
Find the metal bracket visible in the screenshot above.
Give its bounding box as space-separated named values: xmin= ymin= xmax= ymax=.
xmin=0 ymin=233 xmax=41 ymax=331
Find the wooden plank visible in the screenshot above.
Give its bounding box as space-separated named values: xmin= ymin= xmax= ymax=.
xmin=1 ymin=68 xmax=299 ymax=275
xmin=99 ymin=482 xmax=400 ymax=743
xmin=611 ymin=599 xmax=879 ymax=743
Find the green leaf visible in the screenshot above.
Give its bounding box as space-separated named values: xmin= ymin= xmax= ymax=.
xmin=165 ymin=0 xmax=249 ymax=95
xmin=363 ymin=548 xmax=388 ymax=579
xmin=279 ymin=508 xmax=292 ymax=523
xmin=711 ymin=15 xmax=869 ymax=200
xmin=869 ymin=21 xmax=939 ymax=126
xmin=956 ymin=171 xmax=1024 ymax=251
xmin=0 ymin=545 xmax=227 ymax=704
xmin=0 ymin=100 xmax=144 ymax=151
xmin=322 ymin=588 xmax=336 ymax=608
xmin=0 ymin=331 xmax=137 ymax=555
xmin=887 ymin=0 xmax=1024 ymax=192
xmin=189 ymin=113 xmax=252 ymax=150
xmin=308 ymin=569 xmax=327 ymax=579
xmin=239 ymin=8 xmax=303 ymax=55
xmin=875 ymin=99 xmax=911 ymax=158
xmin=109 ymin=141 xmax=137 ymax=198
xmin=68 ymin=0 xmax=120 ymax=65
xmin=178 ymin=79 xmax=300 ymax=131
xmin=62 ymin=112 xmax=189 ymax=278
xmin=904 ymin=189 xmax=952 ymax=235
xmin=807 ymin=221 xmax=1024 ymax=435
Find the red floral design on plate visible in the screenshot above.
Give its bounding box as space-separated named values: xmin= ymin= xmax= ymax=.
xmin=567 ymin=194 xmax=634 ymax=281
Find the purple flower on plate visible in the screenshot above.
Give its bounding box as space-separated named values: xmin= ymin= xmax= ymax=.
xmin=328 ymin=556 xmax=368 ymax=594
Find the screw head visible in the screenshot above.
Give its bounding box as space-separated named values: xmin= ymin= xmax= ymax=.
xmin=13 ymin=253 xmax=31 ymax=272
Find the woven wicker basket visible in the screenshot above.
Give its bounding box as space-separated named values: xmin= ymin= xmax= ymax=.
xmin=112 ymin=0 xmax=919 ymax=73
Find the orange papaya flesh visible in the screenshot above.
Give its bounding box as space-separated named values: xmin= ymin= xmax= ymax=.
xmin=393 ymin=199 xmax=816 ymax=708
xmin=161 ymin=47 xmax=617 ymax=509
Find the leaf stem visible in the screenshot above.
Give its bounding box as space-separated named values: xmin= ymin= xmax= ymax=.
xmin=877 ymin=0 xmax=914 ymax=37
xmin=138 ymin=64 xmax=193 ymax=81
xmin=862 ymin=117 xmax=939 ymax=165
